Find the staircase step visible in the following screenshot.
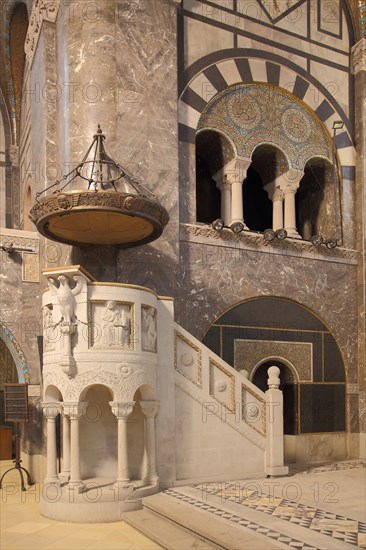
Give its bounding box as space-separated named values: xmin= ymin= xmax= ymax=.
xmin=123 ymin=508 xmax=218 ymax=549
xmin=124 ymin=492 xmax=280 ymax=550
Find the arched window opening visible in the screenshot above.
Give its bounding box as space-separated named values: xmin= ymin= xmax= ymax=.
xmin=9 ymin=3 xmax=28 ymax=134
xmin=0 ymin=338 xmax=19 ymax=459
xmin=0 ymin=107 xmax=6 ymax=228
xmin=296 ymin=157 xmax=336 ymax=240
xmin=196 ymin=130 xmax=235 ymax=224
xmin=243 ymin=145 xmax=288 ymax=232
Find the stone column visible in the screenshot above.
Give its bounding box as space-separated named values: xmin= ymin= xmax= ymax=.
xmin=224 ymin=158 xmax=252 ymax=230
xmin=59 ymin=411 xmax=70 ymax=482
xmin=63 ymin=402 xmax=86 ymax=493
xmin=265 ymin=183 xmax=284 ymax=231
xmin=110 ymin=401 xmax=135 ymax=487
xmin=351 ymin=36 xmax=366 ymax=455
xmin=265 ymin=367 xmax=288 ymax=477
xmin=272 ymin=189 xmax=284 ymax=231
xmin=212 ymin=171 xmax=231 ymax=226
xmin=140 ymin=401 xmax=159 ymax=485
xmin=280 ymin=169 xmax=304 ymax=238
xmin=42 ymin=402 xmax=61 ymax=485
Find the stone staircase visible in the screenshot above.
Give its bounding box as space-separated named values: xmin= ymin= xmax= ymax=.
xmin=123 ymin=492 xmax=279 ymax=550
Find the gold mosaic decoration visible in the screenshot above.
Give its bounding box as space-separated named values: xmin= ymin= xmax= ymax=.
xmin=198 ymin=83 xmax=333 ymax=171
xmin=235 ymin=340 xmax=312 ymax=382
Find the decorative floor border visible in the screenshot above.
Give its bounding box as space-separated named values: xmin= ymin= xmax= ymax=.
xmin=188 ymin=479 xmax=365 ymax=549
xmin=164 ymin=489 xmax=320 ymax=550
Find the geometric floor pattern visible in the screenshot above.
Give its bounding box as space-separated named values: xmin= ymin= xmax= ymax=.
xmin=189 ymin=483 xmax=366 ymax=549
xmin=165 ymin=489 xmax=320 ymax=550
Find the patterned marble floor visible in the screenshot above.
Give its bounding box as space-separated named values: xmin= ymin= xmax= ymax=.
xmin=165 ymin=460 xmax=366 ymax=550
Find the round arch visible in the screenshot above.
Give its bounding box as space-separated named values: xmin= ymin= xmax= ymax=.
xmin=203 ymin=296 xmax=346 ymax=434
xmin=0 ymin=322 xmax=30 ymax=383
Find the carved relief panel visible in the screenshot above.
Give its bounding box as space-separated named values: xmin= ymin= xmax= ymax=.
xmin=89 ymin=300 xmax=133 ymax=349
xmin=141 ymin=306 xmax=157 ymax=352
xmin=43 ymin=305 xmax=58 ymax=352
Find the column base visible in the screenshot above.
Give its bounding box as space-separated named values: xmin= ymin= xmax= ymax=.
xmin=142 ymin=475 xmax=159 ymax=486
xmin=44 ymin=477 xmax=61 ymax=486
xmin=285 ymin=229 xmax=302 ymax=239
xmin=68 ymin=481 xmax=86 ymax=494
xmin=266 ymin=466 xmax=289 ymax=477
xmin=58 ymin=472 xmax=70 ymax=483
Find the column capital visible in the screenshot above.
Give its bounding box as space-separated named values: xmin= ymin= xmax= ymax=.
xmin=264 ymin=181 xmax=285 ymax=202
xmin=351 ymin=38 xmax=366 ymax=74
xmin=224 ymin=157 xmax=252 ymax=184
xmin=212 ymin=171 xmax=232 ymax=192
xmin=140 ymin=400 xmax=160 ymax=418
xmin=42 ymin=402 xmax=62 ymax=419
xmin=110 ymin=401 xmax=135 ymax=420
xmin=279 ymin=169 xmax=304 ymax=193
xmin=62 ymin=402 xmax=87 ymax=419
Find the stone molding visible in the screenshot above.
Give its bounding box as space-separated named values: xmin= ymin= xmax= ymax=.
xmin=25 ymin=0 xmax=60 ymax=65
xmin=43 ymin=367 xmax=157 ymax=403
xmin=0 ymin=228 xmax=39 ymax=252
xmin=180 ymin=224 xmax=358 ymax=265
xmin=351 ymin=38 xmax=366 ymax=74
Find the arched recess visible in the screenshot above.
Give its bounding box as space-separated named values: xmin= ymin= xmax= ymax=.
xmin=8 ymin=2 xmax=28 ymax=140
xmin=0 ymin=91 xmax=11 ymax=228
xmin=296 ymin=156 xmax=340 ymax=241
xmin=251 ymin=358 xmax=299 ymax=436
xmin=79 ymin=384 xmax=117 ymax=480
xmin=0 ymin=337 xmax=19 ymax=431
xmin=202 ymin=296 xmax=346 ymax=435
xmin=244 ymin=144 xmax=289 ymax=232
xmin=0 ymin=323 xmax=30 ymax=384
xmin=195 ymin=129 xmax=235 ymax=224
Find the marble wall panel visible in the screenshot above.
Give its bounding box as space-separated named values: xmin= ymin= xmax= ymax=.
xmin=177 ymin=240 xmax=358 ymax=379
xmin=113 ymin=0 xmax=179 ymax=295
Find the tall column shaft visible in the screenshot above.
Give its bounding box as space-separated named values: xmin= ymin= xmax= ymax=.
xmin=42 ymin=402 xmax=61 ymax=484
xmin=141 ymin=401 xmax=159 ymax=484
xmin=231 ymin=180 xmax=245 ymax=226
xmin=221 ymin=182 xmax=231 ymax=225
xmin=63 ymin=403 xmax=85 ymax=491
xmin=110 ymin=401 xmax=135 ymax=486
xmin=61 ymin=413 xmax=70 ymax=481
xmin=280 ymin=170 xmax=304 ymax=238
xmin=272 ymin=189 xmax=284 ymax=231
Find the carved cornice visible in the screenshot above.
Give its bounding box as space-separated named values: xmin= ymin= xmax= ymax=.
xmin=180 ymin=224 xmax=358 ymax=265
xmin=352 ymin=38 xmax=366 ymax=74
xmin=25 ymin=0 xmax=61 ymax=65
xmin=0 ymin=228 xmax=39 ymax=252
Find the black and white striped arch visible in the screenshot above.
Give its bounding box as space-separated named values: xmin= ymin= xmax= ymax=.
xmin=178 ymin=54 xmax=355 ymax=181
